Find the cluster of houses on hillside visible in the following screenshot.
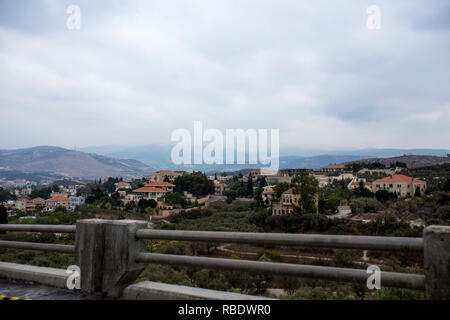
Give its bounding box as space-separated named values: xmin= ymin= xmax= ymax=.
xmin=6 ymin=195 xmax=85 ymax=213
xmin=347 ymin=174 xmax=426 ymax=197
xmin=120 ymin=170 xmax=205 ymax=210
xmin=1 ymin=163 xmax=427 ymax=218
xmin=226 ymin=165 xmax=426 ymax=216
xmin=2 ymin=182 xmax=86 ymax=214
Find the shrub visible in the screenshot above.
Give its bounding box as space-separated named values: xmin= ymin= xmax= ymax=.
xmin=436 ymin=206 xmax=450 ymax=219
xmin=350 ymin=198 xmax=383 ymax=214
xmin=160 ymin=241 xmax=186 ymax=255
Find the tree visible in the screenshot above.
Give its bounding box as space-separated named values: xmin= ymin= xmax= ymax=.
xmin=258 ymin=177 xmax=268 ymax=188
xmin=375 ymin=190 xmax=395 ymax=202
xmin=173 ymin=172 xmax=214 ymax=197
xmin=247 ymin=174 xmax=254 ymax=198
xmin=443 ymin=178 xmax=450 ymax=192
xmin=273 ymin=183 xmax=290 ymax=200
xmin=414 ymin=186 xmax=421 ymax=197
xmin=277 ymin=276 xmax=302 ymax=295
xmin=30 ymin=187 xmax=51 ymax=200
xmin=353 ymin=181 xmax=375 ymax=198
xmin=255 ymin=187 xmax=263 ymax=207
xmin=103 ymin=177 xmax=119 ymax=193
xmin=165 ymin=192 xmax=187 ymax=208
xmin=291 ymin=172 xmax=319 ymax=215
xmin=138 ymin=199 xmax=157 ymax=212
xmin=0 ymin=188 xmax=15 ymax=202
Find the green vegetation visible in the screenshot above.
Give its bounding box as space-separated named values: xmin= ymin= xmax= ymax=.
xmin=165 ymin=192 xmax=187 ymax=208
xmin=2 ymin=165 xmax=447 ymax=300
xmin=291 ymin=172 xmax=320 ymax=214
xmin=346 ymin=161 xmax=407 ymax=172
xmin=0 ymin=188 xmax=15 ymax=202
xmin=174 ymin=172 xmax=214 ymax=197
xmin=401 ymin=163 xmax=450 ymax=192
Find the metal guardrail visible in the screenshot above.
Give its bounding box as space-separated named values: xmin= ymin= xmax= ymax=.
xmin=0 ymin=224 xmax=76 ymax=233
xmin=136 ymin=229 xmax=424 ymax=252
xmin=0 ymin=223 xmax=430 ymax=292
xmin=0 ymin=224 xmax=76 ymax=254
xmin=135 ymin=229 xmax=426 ymax=290
xmin=135 ymin=252 xmax=425 ymax=290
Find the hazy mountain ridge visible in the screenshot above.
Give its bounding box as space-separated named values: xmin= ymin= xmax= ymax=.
xmin=343 ymin=154 xmax=450 ymax=169
xmin=81 ymin=144 xmax=450 ymax=171
xmin=1 ymin=146 xmax=448 ymax=183
xmin=0 ymin=146 xmax=155 ymax=179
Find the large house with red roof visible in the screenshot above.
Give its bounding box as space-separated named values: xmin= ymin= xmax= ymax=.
xmin=144 ymin=181 xmax=175 ymax=192
xmin=45 ymin=196 xmax=71 ymax=211
xmin=24 ymin=197 xmax=46 ymax=212
xmin=372 ymin=174 xmax=426 ymax=197
xmin=133 ymin=186 xmax=169 ymax=201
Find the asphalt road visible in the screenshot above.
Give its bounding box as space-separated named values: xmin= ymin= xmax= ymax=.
xmin=0 ymin=279 xmax=104 ymax=300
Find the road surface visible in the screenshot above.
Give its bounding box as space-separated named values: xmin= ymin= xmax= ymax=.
xmin=0 ymin=279 xmax=104 ymax=300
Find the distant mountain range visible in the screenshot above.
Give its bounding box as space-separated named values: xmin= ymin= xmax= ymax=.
xmin=343 ymin=154 xmax=450 ymax=169
xmin=0 ymin=146 xmax=155 ymax=181
xmin=81 ymin=144 xmax=450 ymax=171
xmin=0 ymin=145 xmax=448 ymax=185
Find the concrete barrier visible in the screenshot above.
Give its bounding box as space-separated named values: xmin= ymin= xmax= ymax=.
xmin=123 ymin=281 xmax=275 ymax=300
xmin=424 ymin=225 xmax=450 ymax=299
xmin=0 ymin=262 xmax=69 ymax=288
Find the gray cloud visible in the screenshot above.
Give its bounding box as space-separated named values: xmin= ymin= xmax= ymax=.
xmin=0 ymin=0 xmax=449 ymax=150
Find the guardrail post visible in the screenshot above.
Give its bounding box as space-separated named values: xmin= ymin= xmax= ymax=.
xmin=75 ymin=219 xmax=106 ymax=293
xmin=424 ymin=225 xmax=450 ymax=299
xmin=101 ymin=220 xmax=148 ymax=298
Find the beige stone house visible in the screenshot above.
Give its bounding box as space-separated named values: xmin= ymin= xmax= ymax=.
xmin=148 ymin=170 xmax=184 ymax=182
xmin=144 ymin=181 xmax=175 ymax=192
xmin=45 ymin=196 xmax=71 ymax=211
xmin=372 ymin=174 xmax=426 ymax=197
xmin=133 ymin=186 xmax=168 ymax=201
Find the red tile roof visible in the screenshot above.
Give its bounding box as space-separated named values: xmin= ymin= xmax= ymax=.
xmin=46 ymin=196 xmax=70 ymax=202
xmin=214 ymin=182 xmax=227 ymax=187
xmin=145 ymin=182 xmax=175 ymax=187
xmin=155 ymin=170 xmax=178 ymax=174
xmin=350 ymin=181 xmax=372 ymax=186
xmin=374 ymin=174 xmax=425 ymax=183
xmin=282 ymin=188 xmax=295 ymax=195
xmin=262 ymin=188 xmax=274 ymax=195
xmin=133 ymin=187 xmax=168 ymax=193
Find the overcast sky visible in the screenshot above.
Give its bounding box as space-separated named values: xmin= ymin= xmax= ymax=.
xmin=0 ymin=0 xmax=449 ymax=151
